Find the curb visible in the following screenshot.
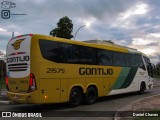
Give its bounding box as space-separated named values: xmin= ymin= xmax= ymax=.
xmin=114 ymin=94 xmax=160 ymax=120
xmin=0 ymin=96 xmax=14 ymax=105
xmin=153 ymin=84 xmax=160 ymax=87
xmin=0 ymin=100 xmax=14 ymax=105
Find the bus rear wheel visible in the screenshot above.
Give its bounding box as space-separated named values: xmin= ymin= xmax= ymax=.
xmin=69 ymin=88 xmax=82 ymax=107
xmin=85 ymin=87 xmax=98 ymax=105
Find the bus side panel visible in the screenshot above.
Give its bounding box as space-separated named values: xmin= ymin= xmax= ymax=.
xmin=103 ymin=66 xmax=122 ymax=96
xmin=68 ymin=78 xmax=86 ymax=96
xmin=60 ymin=78 xmax=68 ymax=102
xmin=39 ymin=78 xmax=61 ymax=103
xmin=108 ymin=67 xmax=149 ymax=95
xmin=133 ymin=68 xmax=148 ymax=91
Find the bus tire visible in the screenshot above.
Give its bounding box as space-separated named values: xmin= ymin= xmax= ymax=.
xmin=139 ymin=82 xmax=146 ymax=94
xmin=69 ymin=87 xmax=82 ymax=107
xmin=85 ymin=87 xmax=98 ymax=105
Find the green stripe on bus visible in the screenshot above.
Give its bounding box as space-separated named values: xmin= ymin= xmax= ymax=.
xmin=119 ymin=67 xmax=138 ymax=89
xmin=112 ymin=67 xmax=130 ymax=90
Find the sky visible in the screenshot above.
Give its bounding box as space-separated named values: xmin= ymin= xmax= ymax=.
xmin=0 ymin=0 xmax=160 ymax=64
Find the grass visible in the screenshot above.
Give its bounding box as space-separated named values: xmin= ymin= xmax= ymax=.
xmin=155 ymin=76 xmax=160 ymax=79
xmin=153 ymin=73 xmax=160 ymax=79
xmin=0 ymin=77 xmax=6 ymax=89
xmin=153 ymin=71 xmax=160 ymax=79
xmin=135 ymin=118 xmax=160 ymax=120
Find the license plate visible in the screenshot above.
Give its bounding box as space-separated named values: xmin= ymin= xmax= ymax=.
xmin=14 ymin=95 xmax=19 ymax=100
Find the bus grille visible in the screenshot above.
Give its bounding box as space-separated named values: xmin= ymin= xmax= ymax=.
xmin=8 ymin=63 xmax=28 ymax=71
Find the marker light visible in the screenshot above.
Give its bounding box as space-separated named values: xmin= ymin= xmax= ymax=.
xmin=45 ymin=95 xmax=48 ymax=99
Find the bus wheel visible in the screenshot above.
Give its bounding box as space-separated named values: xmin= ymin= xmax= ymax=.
xmin=69 ymin=88 xmax=82 ymax=107
xmin=85 ymin=87 xmax=98 ymax=105
xmin=139 ymin=82 xmax=146 ymax=94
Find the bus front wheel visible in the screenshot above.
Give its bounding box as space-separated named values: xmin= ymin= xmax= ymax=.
xmin=69 ymin=87 xmax=82 ymax=107
xmin=139 ymin=82 xmax=146 ymax=94
xmin=85 ymin=87 xmax=98 ymax=105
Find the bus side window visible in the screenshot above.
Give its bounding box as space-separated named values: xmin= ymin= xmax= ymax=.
xmin=39 ymin=40 xmax=61 ymax=62
xmin=98 ymin=50 xmax=113 ymax=66
xmin=125 ymin=54 xmax=133 ymax=67
xmin=135 ymin=54 xmax=145 ymax=70
xmin=67 ymin=44 xmax=79 ymax=63
xmin=113 ymin=52 xmax=125 ymax=66
xmin=143 ymin=56 xmax=153 ymax=77
xmin=78 ymin=46 xmax=94 ymax=64
xmin=147 ymin=63 xmax=153 ymax=77
xmin=60 ymin=43 xmax=70 ymax=63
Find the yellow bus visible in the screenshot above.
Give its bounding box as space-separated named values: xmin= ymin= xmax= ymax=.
xmin=6 ymin=34 xmax=153 ymax=107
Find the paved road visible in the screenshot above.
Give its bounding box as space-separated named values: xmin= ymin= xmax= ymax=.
xmin=0 ymin=86 xmax=160 ymax=120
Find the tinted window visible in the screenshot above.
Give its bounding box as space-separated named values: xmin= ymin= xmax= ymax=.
xmin=135 ymin=54 xmax=145 ymax=69
xmin=98 ymin=50 xmax=113 ymax=66
xmin=125 ymin=53 xmax=145 ymax=69
xmin=144 ymin=56 xmax=150 ymax=67
xmin=113 ymin=52 xmax=125 ymax=66
xmin=143 ymin=56 xmax=151 ymax=70
xmin=60 ymin=43 xmax=72 ymax=63
xmin=39 ymin=39 xmax=145 ymax=68
xmin=125 ymin=54 xmax=136 ymax=67
xmin=39 ymin=40 xmax=61 ymax=62
xmin=39 ymin=40 xmax=97 ymax=65
xmin=67 ymin=44 xmax=79 ymax=63
xmin=78 ymin=46 xmax=96 ymax=64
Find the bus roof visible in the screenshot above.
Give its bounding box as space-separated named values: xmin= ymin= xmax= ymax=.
xmin=32 ymin=34 xmax=129 ymax=53
xmin=16 ymin=34 xmax=144 ymax=55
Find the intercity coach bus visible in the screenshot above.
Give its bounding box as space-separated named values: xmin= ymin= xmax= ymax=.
xmin=6 ymin=34 xmax=153 ymax=107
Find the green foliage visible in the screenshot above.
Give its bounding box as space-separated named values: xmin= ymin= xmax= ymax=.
xmin=50 ymin=16 xmax=73 ymax=39
xmin=153 ymin=62 xmax=160 ymax=78
xmin=135 ymin=117 xmax=160 ymax=120
xmin=0 ymin=77 xmax=6 ymax=89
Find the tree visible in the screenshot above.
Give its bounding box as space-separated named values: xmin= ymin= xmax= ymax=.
xmin=156 ymin=62 xmax=160 ymax=76
xmin=50 ymin=16 xmax=73 ymax=39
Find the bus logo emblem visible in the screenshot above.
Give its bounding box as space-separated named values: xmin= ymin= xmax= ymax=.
xmin=12 ymin=38 xmax=25 ymax=50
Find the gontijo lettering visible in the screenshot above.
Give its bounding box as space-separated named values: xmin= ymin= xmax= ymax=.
xmin=7 ymin=56 xmax=29 ymax=63
xmin=79 ymin=67 xmax=113 ymax=75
